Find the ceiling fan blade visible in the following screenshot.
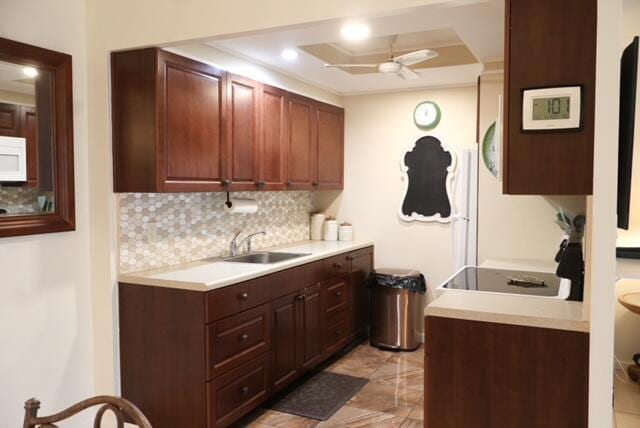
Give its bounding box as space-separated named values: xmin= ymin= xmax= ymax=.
xmin=394 ymin=49 xmax=438 ymax=66
xmin=323 ymin=63 xmax=379 ymax=68
xmin=397 ymin=65 xmax=420 ymax=80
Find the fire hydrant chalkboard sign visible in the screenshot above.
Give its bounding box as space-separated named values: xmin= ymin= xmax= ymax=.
xmin=399 ymin=135 xmax=457 ymax=223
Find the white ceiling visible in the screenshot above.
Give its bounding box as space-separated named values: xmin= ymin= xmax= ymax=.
xmin=206 ymin=0 xmax=503 ymax=95
xmin=0 ymin=60 xmax=36 ymax=95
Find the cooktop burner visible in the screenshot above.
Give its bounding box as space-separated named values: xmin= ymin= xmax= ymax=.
xmin=442 ymin=267 xmax=562 ymax=297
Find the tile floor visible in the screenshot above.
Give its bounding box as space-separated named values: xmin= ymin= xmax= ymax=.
xmin=615 ymin=374 xmax=640 ymax=428
xmin=237 ymin=343 xmax=424 ymax=427
xmin=237 ymin=344 xmax=640 ymax=427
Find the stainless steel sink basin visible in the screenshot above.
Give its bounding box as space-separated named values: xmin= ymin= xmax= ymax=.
xmin=224 ymin=252 xmax=309 ymax=264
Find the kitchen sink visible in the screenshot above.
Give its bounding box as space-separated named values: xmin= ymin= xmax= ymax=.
xmin=224 ymin=252 xmax=309 ymax=264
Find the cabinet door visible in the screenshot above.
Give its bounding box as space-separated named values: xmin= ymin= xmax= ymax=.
xmin=159 ymin=51 xmax=226 ymax=192
xmin=0 ymin=102 xmax=21 ymax=136
xmin=259 ymin=84 xmax=287 ymax=190
xmin=315 ymin=103 xmax=344 ymax=189
xmin=349 ymin=248 xmax=373 ymax=339
xmin=271 ymin=291 xmax=302 ymax=393
xmin=300 ymin=283 xmax=324 ymax=371
xmin=227 ymin=73 xmax=260 ymax=190
xmin=20 ymin=106 xmax=38 ymax=187
xmin=286 ymin=95 xmax=316 ymax=190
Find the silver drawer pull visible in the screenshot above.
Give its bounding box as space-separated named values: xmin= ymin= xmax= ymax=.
xmin=238 ymin=292 xmax=249 ymax=300
xmin=239 ymin=334 xmax=249 ymax=342
xmin=334 ymin=291 xmax=342 ymax=297
xmin=240 ymin=386 xmax=249 ymax=395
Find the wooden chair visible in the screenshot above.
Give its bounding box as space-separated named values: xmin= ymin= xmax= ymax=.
xmin=22 ymin=396 xmax=151 ymax=427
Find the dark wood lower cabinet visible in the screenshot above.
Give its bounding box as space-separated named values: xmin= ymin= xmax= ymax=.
xmin=271 ymin=290 xmax=302 ymax=393
xmin=424 ymin=316 xmax=589 ymax=428
xmin=119 ymin=246 xmax=373 ymax=428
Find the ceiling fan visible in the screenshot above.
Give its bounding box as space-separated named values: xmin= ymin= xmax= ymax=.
xmin=323 ymin=42 xmax=438 ymax=80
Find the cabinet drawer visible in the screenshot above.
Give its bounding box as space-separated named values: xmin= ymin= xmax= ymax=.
xmin=207 ymin=304 xmax=270 ymax=380
xmin=324 ymin=312 xmax=349 ymax=356
xmin=206 ymin=276 xmax=270 ymax=323
xmin=268 ymin=261 xmax=323 ymax=300
xmin=207 ymin=354 xmax=269 ymax=428
xmin=323 ymin=276 xmax=349 ymax=318
xmin=324 ymin=254 xmax=349 ymax=278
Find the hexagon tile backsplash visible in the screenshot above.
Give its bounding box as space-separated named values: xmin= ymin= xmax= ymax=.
xmin=118 ymin=191 xmax=314 ymax=273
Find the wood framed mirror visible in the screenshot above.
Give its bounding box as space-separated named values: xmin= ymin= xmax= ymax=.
xmin=0 ymin=37 xmax=75 ymax=237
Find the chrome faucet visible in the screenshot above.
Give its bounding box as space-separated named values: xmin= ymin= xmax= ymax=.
xmin=230 ymin=230 xmax=267 ymax=256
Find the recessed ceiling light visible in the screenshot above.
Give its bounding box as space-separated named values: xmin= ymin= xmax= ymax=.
xmin=281 ymin=49 xmax=299 ymax=61
xmin=341 ymin=22 xmax=370 ymax=42
xmin=22 ymin=67 xmax=38 ymax=78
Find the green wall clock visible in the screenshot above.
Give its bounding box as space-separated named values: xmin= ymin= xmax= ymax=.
xmin=414 ymin=101 xmax=441 ymax=129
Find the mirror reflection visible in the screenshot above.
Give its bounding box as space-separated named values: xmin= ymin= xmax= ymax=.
xmin=0 ymin=59 xmax=55 ymax=216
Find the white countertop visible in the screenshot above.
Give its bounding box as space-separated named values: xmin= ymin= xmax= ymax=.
xmin=425 ymin=291 xmax=589 ymax=332
xmin=119 ymin=240 xmax=374 ymax=292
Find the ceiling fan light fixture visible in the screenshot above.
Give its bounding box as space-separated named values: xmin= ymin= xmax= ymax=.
xmin=341 ymin=22 xmax=370 ymax=42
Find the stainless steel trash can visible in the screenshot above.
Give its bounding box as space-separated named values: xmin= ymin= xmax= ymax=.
xmin=370 ymin=268 xmax=426 ymax=351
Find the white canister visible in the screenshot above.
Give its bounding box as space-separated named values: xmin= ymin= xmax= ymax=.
xmin=338 ymin=224 xmax=353 ymax=241
xmin=310 ymin=213 xmax=326 ymax=240
xmin=323 ymin=219 xmax=338 ymax=241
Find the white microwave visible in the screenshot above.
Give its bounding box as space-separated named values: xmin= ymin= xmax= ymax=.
xmin=0 ymin=136 xmax=27 ymax=182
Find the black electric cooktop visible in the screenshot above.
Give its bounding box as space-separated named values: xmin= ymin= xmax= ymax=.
xmin=442 ymin=267 xmax=562 ymax=297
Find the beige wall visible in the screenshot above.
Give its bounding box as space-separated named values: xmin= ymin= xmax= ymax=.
xmin=168 ymin=44 xmax=342 ymax=106
xmin=316 ymin=86 xmax=477 ymax=298
xmin=0 ymin=0 xmax=93 ymax=426
xmin=0 ymin=89 xmax=35 ymax=106
xmin=476 ymin=72 xmax=586 ymax=265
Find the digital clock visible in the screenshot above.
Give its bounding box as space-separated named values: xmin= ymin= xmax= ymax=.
xmin=522 ymin=86 xmax=581 ymax=131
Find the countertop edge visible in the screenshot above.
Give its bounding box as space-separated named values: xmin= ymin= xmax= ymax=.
xmin=424 ymin=306 xmax=590 ymax=333
xmin=118 ymin=240 xmax=374 ymax=292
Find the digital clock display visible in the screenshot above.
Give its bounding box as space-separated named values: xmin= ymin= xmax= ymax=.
xmin=532 ymin=96 xmax=571 ymax=121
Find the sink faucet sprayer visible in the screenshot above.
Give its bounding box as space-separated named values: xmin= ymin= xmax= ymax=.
xmin=230 ymin=230 xmax=267 ymax=256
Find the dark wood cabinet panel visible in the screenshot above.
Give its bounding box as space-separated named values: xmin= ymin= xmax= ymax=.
xmin=0 ymin=102 xmax=20 ymax=136
xmin=160 ymin=51 xmax=226 ymax=191
xmin=21 ymin=106 xmax=38 ymax=187
xmin=348 ymin=248 xmax=373 ymax=339
xmin=322 ymin=276 xmax=349 ymax=318
xmin=119 ymin=247 xmax=373 ymax=427
xmin=259 ymin=84 xmax=288 ymax=190
xmin=227 ymin=73 xmax=260 ymax=190
xmin=316 ymin=103 xmax=344 ymax=189
xmin=207 ymin=303 xmax=270 ymax=380
xmin=119 ymin=283 xmax=207 ymax=428
xmin=503 ymin=0 xmax=596 ymax=194
xmin=286 ymin=94 xmax=316 ymax=190
xmin=424 ymin=316 xmax=589 ymax=428
xmin=271 ymin=290 xmax=301 ymax=393
xmin=206 ymin=276 xmax=270 ymax=323
xmin=300 ymin=283 xmax=324 ymax=371
xmin=112 ymin=48 xmax=344 ymax=193
xmin=207 ymin=353 xmax=269 ymax=428
xmin=112 ymin=48 xmax=227 ymax=192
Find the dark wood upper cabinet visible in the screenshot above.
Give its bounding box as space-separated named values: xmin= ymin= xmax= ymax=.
xmin=20 ymin=106 xmax=39 ymax=188
xmin=286 ymin=94 xmax=317 ymax=190
xmin=503 ymin=0 xmax=596 ymax=195
xmin=259 ymin=84 xmax=288 ymax=190
xmin=316 ymin=103 xmax=344 ymax=190
xmin=112 ymin=48 xmax=344 ymax=193
xmin=112 ymin=48 xmax=227 ymax=192
xmin=227 ymin=73 xmax=260 ymax=190
xmin=0 ymin=102 xmax=21 ymax=136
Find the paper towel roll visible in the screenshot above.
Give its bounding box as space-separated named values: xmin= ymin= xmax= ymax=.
xmin=224 ymin=198 xmax=258 ymax=214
